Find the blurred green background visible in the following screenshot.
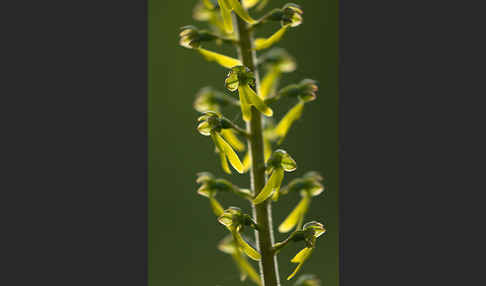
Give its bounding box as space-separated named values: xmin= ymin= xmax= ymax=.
xmin=149 ymin=1 xmax=338 ymax=285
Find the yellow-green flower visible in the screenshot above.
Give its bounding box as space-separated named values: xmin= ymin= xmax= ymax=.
xmin=254 ymin=4 xmax=303 ymax=50
xmin=225 ymin=66 xmax=273 ymax=121
xmin=218 ymin=207 xmax=261 ymax=261
xmin=179 ymin=26 xmax=241 ymax=68
xmin=287 ymin=222 xmax=326 ymax=280
xmin=294 ymin=274 xmax=321 ymax=286
xmin=179 ymin=25 xmax=218 ymax=49
xmin=217 ymin=0 xmax=257 ymax=33
xmin=253 ymin=149 xmax=297 ymax=205
xmin=196 ymin=172 xmax=251 ymax=216
xmin=193 ymin=86 xmax=238 ymax=113
xmin=218 ymin=234 xmax=261 ymax=285
xmin=197 ymin=112 xmax=244 ymax=174
xmin=258 ymin=48 xmax=296 ymax=99
xmin=277 ymin=172 xmax=324 ymax=233
xmin=242 ymin=0 xmax=260 ymax=9
xmin=194 ymin=87 xmax=245 ymax=151
xmin=193 ymin=0 xmax=229 ymax=35
xmin=270 ymin=79 xmax=318 ymax=143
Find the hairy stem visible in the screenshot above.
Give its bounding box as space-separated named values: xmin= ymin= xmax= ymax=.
xmin=233 ymin=9 xmax=281 ymax=286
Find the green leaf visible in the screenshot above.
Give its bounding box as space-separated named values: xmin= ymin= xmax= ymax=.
xmin=278 ymin=195 xmax=310 ymax=233
xmin=217 ymin=0 xmax=234 ymax=33
xmin=287 ymin=247 xmax=314 ymax=280
xmin=259 ymin=66 xmax=281 ymax=99
xmin=212 ymin=132 xmax=244 ymax=173
xmin=198 ymin=48 xmax=241 ymax=68
xmin=273 ymin=101 xmax=304 ymax=143
xmin=253 ymin=167 xmax=284 ymax=205
xmin=233 ymin=228 xmax=261 ymax=261
xmin=221 ymin=129 xmax=245 ymax=152
xmin=227 ymin=0 xmax=257 ymax=24
xmin=240 ymin=84 xmax=273 ymax=117
xmin=255 ymin=25 xmax=290 ymax=51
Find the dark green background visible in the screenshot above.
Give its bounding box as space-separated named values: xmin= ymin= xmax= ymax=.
xmin=149 ymin=1 xmax=338 ymax=285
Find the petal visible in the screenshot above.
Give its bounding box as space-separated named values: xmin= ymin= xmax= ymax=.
xmin=259 ymin=66 xmax=281 ymax=99
xmin=278 ymin=195 xmax=310 ymax=233
xmin=263 ymin=137 xmax=272 ymax=163
xmin=197 ymin=121 xmax=212 ymax=136
xmin=239 ymin=85 xmax=252 ymax=122
xmin=214 ymin=132 xmax=244 ymax=173
xmin=221 ymin=129 xmax=246 ymax=152
xmin=291 ymin=247 xmax=313 ymax=263
xmin=233 ymin=250 xmax=261 ymax=285
xmin=213 ymin=134 xmax=232 ymax=174
xmin=240 ymin=84 xmax=273 ymax=117
xmin=255 ymin=25 xmax=290 ymax=51
xmin=217 ymin=0 xmax=234 ymax=33
xmin=242 ymin=0 xmax=260 ymax=9
xmin=227 ymin=0 xmax=257 ymax=24
xmin=273 ymin=101 xmax=304 ymax=143
xmin=253 ymin=168 xmax=284 ymax=205
xmin=233 ymin=229 xmax=261 ymax=261
xmin=281 ymin=151 xmax=297 ymax=172
xmin=209 ymin=197 xmax=225 ymax=216
xmin=287 ymin=247 xmax=314 ymax=280
xmin=203 ymin=0 xmax=215 ymax=9
xmin=242 ymin=151 xmax=251 ymax=172
xmin=198 ymin=48 xmax=241 ymax=68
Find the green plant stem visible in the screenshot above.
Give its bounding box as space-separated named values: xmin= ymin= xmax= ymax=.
xmin=233 ymin=9 xmax=281 ymax=286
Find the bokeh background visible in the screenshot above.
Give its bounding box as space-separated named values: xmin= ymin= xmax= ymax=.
xmin=149 ymin=1 xmax=338 ymax=285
